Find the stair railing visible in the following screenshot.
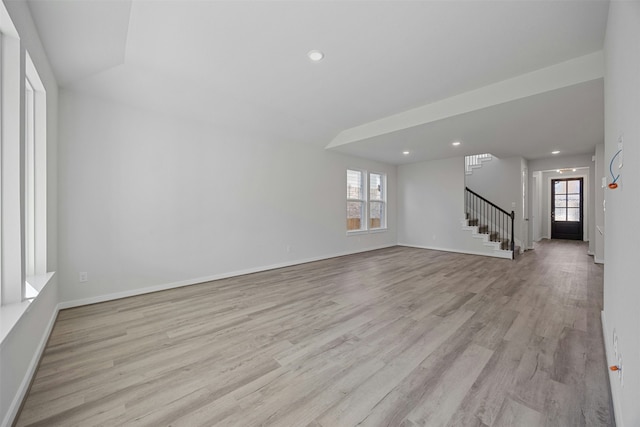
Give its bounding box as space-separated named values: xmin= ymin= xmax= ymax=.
xmin=465 ymin=187 xmax=515 ymax=259
xmin=465 ymin=153 xmax=492 ymax=173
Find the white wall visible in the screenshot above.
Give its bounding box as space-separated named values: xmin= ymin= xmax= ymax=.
xmin=465 ymin=156 xmax=525 ymax=248
xmin=397 ymin=157 xmax=497 ymax=256
xmin=602 ymin=2 xmax=640 ymax=426
xmin=398 ymin=157 xmax=461 ymax=249
xmin=58 ymin=90 xmax=397 ymax=304
xmin=0 ymin=1 xmax=59 ymax=425
xmin=594 ymin=143 xmax=605 ymax=263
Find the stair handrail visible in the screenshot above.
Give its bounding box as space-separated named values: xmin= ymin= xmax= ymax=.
xmin=465 ymin=187 xmax=510 ymax=216
xmin=465 ymin=187 xmax=515 ymax=259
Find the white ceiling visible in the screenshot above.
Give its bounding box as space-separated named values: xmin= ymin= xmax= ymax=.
xmin=26 ymin=0 xmax=609 ymax=163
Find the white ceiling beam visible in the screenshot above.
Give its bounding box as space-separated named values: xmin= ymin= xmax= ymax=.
xmin=327 ymin=51 xmax=604 ymax=149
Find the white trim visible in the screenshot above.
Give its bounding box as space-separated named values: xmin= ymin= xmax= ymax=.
xmin=0 ymin=272 xmax=55 ymax=344
xmin=346 ymin=228 xmax=388 ymax=236
xmin=397 ymin=243 xmax=513 ymax=259
xmin=594 ymin=257 xmax=605 ymax=264
xmin=601 ymin=311 xmax=622 ymax=427
xmin=1 ymin=301 xmax=59 ymax=427
xmin=367 ymin=228 xmax=388 ymax=234
xmin=59 ymin=244 xmax=396 ymax=310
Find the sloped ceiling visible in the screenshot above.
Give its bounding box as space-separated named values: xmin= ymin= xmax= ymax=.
xmin=26 ymin=0 xmax=609 ymax=163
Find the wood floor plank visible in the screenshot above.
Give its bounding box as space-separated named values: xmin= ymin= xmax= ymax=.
xmin=405 ymin=344 xmax=494 ymax=426
xmin=15 ymin=240 xmax=613 ymax=427
xmin=493 ymin=397 xmax=543 ymax=427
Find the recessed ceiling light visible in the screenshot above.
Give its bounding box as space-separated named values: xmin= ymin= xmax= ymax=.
xmin=572 ymin=168 xmax=576 ymax=172
xmin=452 ymin=141 xmax=461 ymax=146
xmin=552 ymin=150 xmax=560 ymax=154
xmin=307 ymin=50 xmax=324 ymax=62
xmin=402 ymin=151 xmax=410 ymax=155
xmin=556 ymin=170 xmax=561 ymax=173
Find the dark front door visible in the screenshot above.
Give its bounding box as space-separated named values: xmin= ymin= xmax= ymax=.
xmin=551 ymin=178 xmax=583 ymax=240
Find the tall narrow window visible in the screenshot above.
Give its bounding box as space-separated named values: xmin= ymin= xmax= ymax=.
xmin=24 ymin=52 xmax=46 ymax=299
xmin=347 ymin=169 xmax=365 ymax=231
xmin=25 ymin=77 xmax=35 ymax=279
xmin=369 ymin=172 xmax=385 ymax=229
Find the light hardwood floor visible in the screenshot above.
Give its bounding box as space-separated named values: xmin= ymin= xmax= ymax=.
xmin=15 ymin=240 xmax=613 ymax=426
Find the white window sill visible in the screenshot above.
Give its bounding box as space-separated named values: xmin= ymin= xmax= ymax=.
xmin=369 ymin=228 xmax=388 ymax=234
xmin=346 ymin=228 xmax=388 ymax=236
xmin=0 ymin=271 xmax=55 ymax=345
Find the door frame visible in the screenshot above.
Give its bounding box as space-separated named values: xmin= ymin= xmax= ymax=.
xmin=545 ymin=172 xmax=588 ymax=241
xmin=522 ymin=167 xmax=529 ymax=250
xmin=551 ymin=177 xmax=584 ymax=240
xmin=531 ymin=172 xmax=540 ymax=243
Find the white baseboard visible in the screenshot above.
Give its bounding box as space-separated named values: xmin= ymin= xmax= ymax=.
xmin=601 ymin=311 xmax=622 ymax=427
xmin=595 ymin=257 xmax=605 ymax=264
xmin=2 ymin=303 xmax=60 ymax=427
xmin=397 ymin=243 xmax=512 ymax=259
xmin=59 ymin=244 xmax=397 ymax=310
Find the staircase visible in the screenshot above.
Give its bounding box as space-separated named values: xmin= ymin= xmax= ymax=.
xmin=461 ymin=187 xmax=515 ymax=259
xmin=465 ymin=153 xmax=492 ymax=175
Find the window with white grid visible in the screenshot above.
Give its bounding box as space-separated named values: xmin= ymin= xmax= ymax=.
xmin=346 ymin=169 xmax=386 ymax=232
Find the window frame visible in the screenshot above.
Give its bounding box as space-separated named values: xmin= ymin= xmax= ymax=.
xmin=346 ymin=169 xmax=366 ymax=232
xmin=23 ymin=51 xmax=47 ymax=299
xmin=0 ymin=0 xmax=55 ymax=347
xmin=346 ymin=169 xmax=387 ymax=234
xmin=368 ymin=172 xmax=386 ymax=230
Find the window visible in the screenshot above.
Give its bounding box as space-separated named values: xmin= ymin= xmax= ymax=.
xmin=369 ymin=173 xmax=385 ymax=229
xmin=347 ymin=169 xmax=365 ymax=231
xmin=0 ymin=9 xmax=49 ymax=308
xmin=0 ymin=1 xmax=52 ymax=346
xmin=24 ymin=52 xmax=47 ymax=299
xmin=346 ymin=169 xmax=386 ymax=232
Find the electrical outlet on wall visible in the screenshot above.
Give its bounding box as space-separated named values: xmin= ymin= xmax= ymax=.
xmin=79 ymin=272 xmax=88 ymax=283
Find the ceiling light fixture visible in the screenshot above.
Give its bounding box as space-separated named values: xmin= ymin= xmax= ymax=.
xmin=307 ymin=50 xmax=324 ymax=62
xmin=452 ymin=141 xmax=461 ymax=146
xmin=402 ymin=151 xmax=410 ymax=155
xmin=572 ymin=168 xmax=577 ymax=172
xmin=552 ymin=150 xmax=560 ymax=154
